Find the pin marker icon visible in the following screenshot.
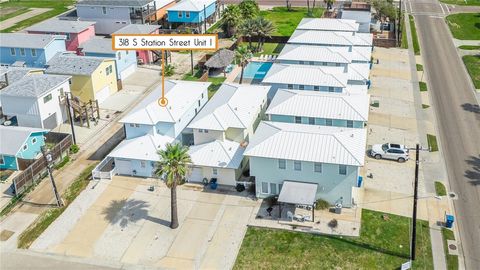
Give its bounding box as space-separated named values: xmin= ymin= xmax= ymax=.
xmin=158 ymin=49 xmax=168 ymax=107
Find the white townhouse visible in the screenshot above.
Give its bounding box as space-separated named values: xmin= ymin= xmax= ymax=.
xmin=296 ymin=18 xmax=360 ymax=33
xmin=287 ymin=29 xmax=373 ymax=48
xmin=105 ymin=80 xmax=210 ymax=178
xmin=245 ymin=121 xmax=367 ymax=207
xmin=186 ymin=83 xmax=270 ymax=186
xmin=266 ymin=89 xmax=370 ymax=129
xmin=0 ymin=73 xmax=71 ymax=129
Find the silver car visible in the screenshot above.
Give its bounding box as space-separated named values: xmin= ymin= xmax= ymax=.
xmin=371 ymin=143 xmax=409 ymax=162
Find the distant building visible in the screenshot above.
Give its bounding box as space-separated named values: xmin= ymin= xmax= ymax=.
xmin=0 ymin=33 xmax=66 ymax=68
xmin=76 ymin=0 xmax=167 ymax=35
xmin=112 ymin=24 xmax=160 ymax=65
xmin=296 ymin=18 xmax=360 ymax=33
xmin=25 ymin=18 xmax=96 ymax=52
xmin=46 ymin=53 xmax=118 ymax=104
xmin=287 ymin=29 xmax=373 ymax=48
xmin=167 ymin=0 xmax=217 ymax=33
xmin=0 ymin=73 xmax=71 ymax=129
xmin=79 ymin=37 xmax=137 ymax=80
xmin=0 ymin=126 xmax=48 ymax=170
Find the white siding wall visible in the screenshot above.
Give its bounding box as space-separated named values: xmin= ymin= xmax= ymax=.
xmin=77 ymin=5 xmax=132 ymax=35
xmin=193 ymin=129 xmax=225 ymax=144
xmin=37 ymin=81 xmax=69 ymax=128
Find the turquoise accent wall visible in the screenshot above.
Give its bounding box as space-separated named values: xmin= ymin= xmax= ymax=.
xmin=16 ymin=132 xmax=45 ymax=160
xmin=0 ymin=155 xmax=18 ymax=170
xmin=167 ymin=2 xmax=216 ymax=23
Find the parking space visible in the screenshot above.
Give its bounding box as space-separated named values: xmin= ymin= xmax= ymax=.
xmin=30 ymin=176 xmax=257 ymax=269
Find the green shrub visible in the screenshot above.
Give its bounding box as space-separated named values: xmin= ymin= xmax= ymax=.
xmin=315 ymin=199 xmax=330 ymax=210
xmin=69 ymin=144 xmax=79 ymax=154
xmin=54 ymin=156 xmax=70 ymax=170
xmin=435 ymin=181 xmax=447 ymax=196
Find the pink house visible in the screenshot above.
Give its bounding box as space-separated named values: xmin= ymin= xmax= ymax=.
xmin=26 ymin=18 xmax=96 ymax=53
xmin=112 ymin=24 xmax=160 ymax=65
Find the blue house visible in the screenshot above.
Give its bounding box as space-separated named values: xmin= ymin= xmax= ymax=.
xmin=0 ymin=126 xmax=47 ymax=170
xmin=79 ymin=37 xmax=137 ymax=80
xmin=167 ymin=0 xmax=217 ymax=33
xmin=0 ymin=33 xmax=66 ymax=68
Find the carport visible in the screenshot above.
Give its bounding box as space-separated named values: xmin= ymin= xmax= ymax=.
xmin=278 ymin=181 xmax=317 ymax=222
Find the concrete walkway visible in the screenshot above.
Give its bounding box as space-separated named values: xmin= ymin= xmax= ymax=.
xmin=452 ymin=38 xmax=480 ymax=47
xmin=0 ymin=8 xmax=51 ymax=31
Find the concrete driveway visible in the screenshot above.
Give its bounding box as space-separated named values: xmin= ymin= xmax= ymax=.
xmin=30 ymin=176 xmax=257 ymax=269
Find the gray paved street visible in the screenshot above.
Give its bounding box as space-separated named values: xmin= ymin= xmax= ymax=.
xmin=408 ymin=0 xmax=480 ymax=268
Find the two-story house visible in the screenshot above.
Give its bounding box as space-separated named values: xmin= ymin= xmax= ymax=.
xmin=185 ymin=83 xmax=270 ymax=186
xmin=0 ymin=126 xmax=47 ymax=170
xmin=0 ymin=74 xmax=71 ymax=129
xmin=25 ymin=18 xmax=96 ymax=52
xmin=112 ymin=24 xmax=160 ymax=65
xmin=266 ymin=89 xmax=369 ymax=129
xmin=46 ymin=53 xmax=118 ymax=104
xmin=79 ymin=37 xmax=137 ymax=81
xmin=244 ymin=121 xmax=367 ymax=207
xmin=287 ymin=29 xmax=373 ymax=49
xmin=296 ymin=18 xmax=360 ymax=33
xmin=76 ymin=0 xmax=165 ymax=35
xmin=0 ymin=33 xmax=66 ymax=68
xmin=107 ymin=80 xmax=210 ymax=177
xmin=167 ymin=0 xmax=217 ymax=33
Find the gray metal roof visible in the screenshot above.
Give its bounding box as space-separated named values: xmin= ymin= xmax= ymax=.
xmin=80 ymin=37 xmax=115 ymax=54
xmin=1 ymin=74 xmax=70 ymax=98
xmin=113 ymin=24 xmax=159 ymax=34
xmin=25 ymin=18 xmax=96 ymax=34
xmin=205 ymin=49 xmax=234 ymax=69
xmin=77 ymin=0 xmax=153 ymax=7
xmin=46 ymin=53 xmax=112 ymax=76
xmin=0 ymin=33 xmax=66 ymax=49
xmin=0 ymin=126 xmax=47 ymax=156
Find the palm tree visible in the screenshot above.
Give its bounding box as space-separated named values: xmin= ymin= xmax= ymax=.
xmin=155 ymin=143 xmax=191 ymax=229
xmin=254 ymin=17 xmax=275 ymax=53
xmin=238 ymin=18 xmax=257 ymax=50
xmin=221 ymin=5 xmax=241 ymax=37
xmin=325 ymin=0 xmax=335 ymax=10
xmin=235 ymin=45 xmax=253 ymax=84
xmin=238 ymin=0 xmax=259 ymax=20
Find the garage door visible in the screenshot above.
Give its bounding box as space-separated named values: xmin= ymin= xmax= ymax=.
xmin=120 ymin=63 xmax=136 ymax=80
xmin=188 ymin=167 xmax=203 ymax=183
xmin=115 ymin=158 xmax=132 ymax=176
xmin=42 ymin=113 xmax=57 ymax=129
xmin=95 ymin=85 xmax=110 ymax=104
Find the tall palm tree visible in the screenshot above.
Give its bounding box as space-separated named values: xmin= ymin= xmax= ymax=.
xmin=155 ymin=143 xmax=191 ymax=229
xmin=235 ymin=45 xmax=253 ymax=84
xmin=254 ymin=17 xmax=275 ymax=52
xmin=221 ymin=5 xmax=241 ymax=37
xmin=238 ymin=18 xmax=257 ymax=50
xmin=238 ymin=0 xmax=259 ymax=20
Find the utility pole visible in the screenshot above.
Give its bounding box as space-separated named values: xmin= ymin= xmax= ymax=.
xmin=65 ymin=94 xmax=77 ymax=145
xmin=398 ymin=0 xmax=402 ymax=47
xmin=41 ymin=146 xmax=63 ymax=207
xmin=410 ymin=143 xmax=420 ymax=260
xmin=190 ymin=50 xmax=194 ymax=75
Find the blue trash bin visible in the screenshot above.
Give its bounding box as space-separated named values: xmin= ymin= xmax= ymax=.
xmin=357 ymin=176 xmax=363 ymax=187
xmin=445 ymin=214 xmax=454 ymax=228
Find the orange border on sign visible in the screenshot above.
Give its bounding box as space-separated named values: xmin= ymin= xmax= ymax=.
xmin=111 ymin=34 xmax=219 ymax=51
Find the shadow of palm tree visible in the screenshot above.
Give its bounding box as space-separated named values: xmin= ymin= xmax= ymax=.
xmin=102 ymin=199 xmax=171 ymax=228
xmin=465 ymin=155 xmax=480 ymax=185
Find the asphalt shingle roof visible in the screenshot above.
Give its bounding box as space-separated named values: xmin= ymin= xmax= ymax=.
xmin=112 ymin=24 xmax=159 ymax=35
xmin=1 ymin=74 xmax=70 ymax=98
xmin=80 ymin=37 xmax=115 ymax=54
xmin=46 ymin=53 xmax=112 ymax=76
xmin=77 ymin=0 xmax=153 ymax=7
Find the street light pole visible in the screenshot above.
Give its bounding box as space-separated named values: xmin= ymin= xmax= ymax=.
xmin=65 ymin=94 xmax=77 ymax=145
xmin=410 ymin=143 xmax=420 ymax=260
xmin=41 ymin=146 xmax=63 ymax=207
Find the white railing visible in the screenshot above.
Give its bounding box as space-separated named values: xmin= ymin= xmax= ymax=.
xmin=92 ymin=157 xmax=115 ymax=180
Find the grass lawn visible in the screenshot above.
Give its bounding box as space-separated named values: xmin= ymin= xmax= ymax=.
xmin=462 ymin=55 xmax=480 ymax=88
xmin=17 ymin=163 xmax=97 ymax=249
xmin=260 ymin=7 xmax=324 ymax=36
xmin=416 ymin=64 xmax=424 ymax=71
xmin=442 ymin=228 xmax=459 ymax=270
xmin=427 ymin=134 xmax=439 ymax=152
xmin=459 ymin=45 xmax=480 ymax=50
xmin=0 ymin=7 xmax=29 ymax=22
xmin=422 ymin=104 xmax=430 ymax=109
xmin=0 ymin=0 xmax=74 ymax=33
xmin=446 ymin=13 xmax=480 ymax=40
xmin=182 ymin=69 xmax=226 ymax=98
xmin=240 ymin=42 xmax=285 ymax=56
xmin=435 ymin=181 xmax=447 ymax=196
xmin=234 ymin=209 xmax=433 ymax=269
xmin=409 ymin=15 xmax=421 ymax=55
xmin=401 ymin=13 xmax=408 ymax=49
xmin=440 ymin=0 xmax=480 ymax=6
xmin=419 ymin=81 xmax=428 ymax=91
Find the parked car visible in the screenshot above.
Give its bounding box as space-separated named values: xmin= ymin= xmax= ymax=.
xmin=371 ymin=143 xmax=409 ymax=162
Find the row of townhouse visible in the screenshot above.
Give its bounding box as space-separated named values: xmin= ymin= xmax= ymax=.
xmin=242 ymin=18 xmax=373 ymax=207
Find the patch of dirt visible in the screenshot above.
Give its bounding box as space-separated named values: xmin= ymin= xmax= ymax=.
xmin=0 ymin=230 xmax=14 ymax=241
xmin=0 ymin=7 xmax=22 ymax=17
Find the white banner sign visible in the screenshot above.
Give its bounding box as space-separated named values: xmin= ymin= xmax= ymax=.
xmin=112 ymin=34 xmax=218 ymax=51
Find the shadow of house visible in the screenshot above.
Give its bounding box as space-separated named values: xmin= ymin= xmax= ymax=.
xmin=465 ymin=155 xmax=480 ymax=186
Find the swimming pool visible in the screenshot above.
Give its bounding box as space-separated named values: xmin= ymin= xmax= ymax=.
xmin=240 ymin=61 xmax=273 ymax=80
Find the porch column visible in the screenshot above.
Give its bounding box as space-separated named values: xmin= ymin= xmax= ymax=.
xmin=312 ymin=205 xmax=314 ymax=223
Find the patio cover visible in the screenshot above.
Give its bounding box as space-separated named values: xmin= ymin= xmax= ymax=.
xmin=205 ymin=49 xmax=234 ymax=69
xmin=278 ymin=181 xmax=318 ymax=205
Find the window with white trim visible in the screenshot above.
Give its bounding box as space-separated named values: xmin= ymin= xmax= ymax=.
xmin=65 ymin=33 xmax=71 ymax=41
xmin=347 ymin=120 xmax=354 ymax=128
xmin=294 ymin=160 xmax=302 ymax=171
xmin=129 ymin=123 xmax=134 ymax=127
xmin=314 ymin=86 xmax=320 ymax=91
xmin=308 ymin=117 xmax=315 ymax=125
xmin=299 ymin=85 xmax=305 ymax=90
xmin=178 ymin=11 xmax=183 ymax=18
xmin=326 ymin=119 xmax=333 ymax=126
xmin=212 ymin=168 xmax=218 ymax=175
xmin=270 ymin=183 xmax=277 ymax=194
xmin=134 ymin=124 xmax=140 ymax=127
xmin=287 ymin=84 xmax=293 ymax=89
xmin=102 ymin=7 xmax=107 ymax=14
xmin=141 ymin=161 xmax=146 ymax=168
xmin=314 ymin=162 xmax=322 ymax=173
xmin=328 ymin=87 xmax=335 ymax=92
xmin=261 ymin=182 xmax=269 ymax=194
xmin=339 ymin=165 xmax=347 ymax=175
xmin=186 ymin=11 xmax=190 ymax=18
xmin=32 ymin=138 xmax=37 ymax=144
xmin=295 ymin=116 xmax=301 ymax=124
xmin=23 ymin=144 xmax=28 ymax=151
xmin=43 ymin=93 xmax=52 ymax=103
xmin=278 ymin=159 xmax=286 ymax=169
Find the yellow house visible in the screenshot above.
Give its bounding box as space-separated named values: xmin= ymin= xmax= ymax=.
xmin=45 ymin=53 xmax=118 ymax=103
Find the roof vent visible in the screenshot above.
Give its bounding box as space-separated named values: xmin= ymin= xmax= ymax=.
xmin=350 ymin=134 xmax=354 ymax=138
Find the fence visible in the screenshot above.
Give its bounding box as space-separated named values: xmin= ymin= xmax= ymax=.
xmin=13 ymin=132 xmax=73 ymax=194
